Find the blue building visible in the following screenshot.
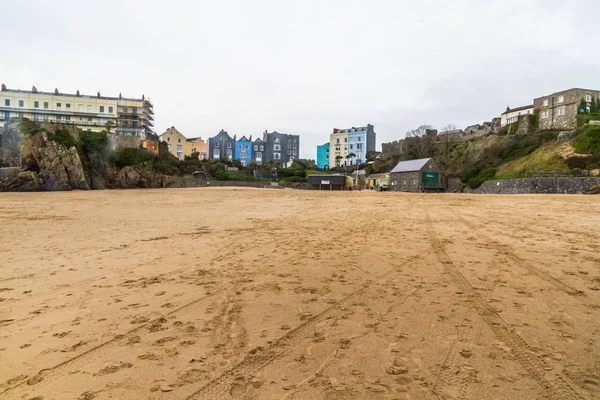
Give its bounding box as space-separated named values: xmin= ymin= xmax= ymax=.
xmin=235 ymin=135 xmax=252 ymax=166
xmin=344 ymin=125 xmax=376 ymax=165
xmin=316 ymin=143 xmax=330 ymax=169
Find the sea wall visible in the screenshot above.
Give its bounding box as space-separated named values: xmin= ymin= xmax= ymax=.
xmin=474 ymin=177 xmax=600 ymax=194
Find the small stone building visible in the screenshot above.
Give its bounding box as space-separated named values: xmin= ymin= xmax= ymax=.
xmin=390 ymin=158 xmax=442 ymax=192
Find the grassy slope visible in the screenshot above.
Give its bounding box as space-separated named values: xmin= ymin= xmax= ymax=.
xmin=495 ymin=141 xmax=569 ymax=179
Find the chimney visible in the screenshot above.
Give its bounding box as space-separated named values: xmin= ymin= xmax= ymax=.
xmin=76 ymin=90 xmax=80 ymax=97
xmin=506 ymin=106 xmax=510 ymax=112
xmin=249 ymin=134 xmax=252 ymax=141
xmin=119 ymin=93 xmax=122 ymax=100
xmin=233 ymin=134 xmax=237 ymax=141
xmin=97 ymin=92 xmax=101 ymax=98
xmin=32 ymin=85 xmax=38 ymax=93
xmin=142 ymin=94 xmax=145 ymax=101
xmin=55 ymin=88 xmax=59 ymax=95
xmin=1 ymin=83 xmax=6 ymax=91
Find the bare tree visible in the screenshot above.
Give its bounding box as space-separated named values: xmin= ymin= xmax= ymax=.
xmin=441 ymin=124 xmax=457 ymax=133
xmin=405 ymin=125 xmax=436 ymax=159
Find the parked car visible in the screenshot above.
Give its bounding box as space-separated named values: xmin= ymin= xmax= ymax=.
xmin=380 ymin=185 xmax=389 ymax=192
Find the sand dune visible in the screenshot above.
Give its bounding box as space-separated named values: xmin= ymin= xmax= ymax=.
xmin=0 ymin=188 xmax=599 ymax=399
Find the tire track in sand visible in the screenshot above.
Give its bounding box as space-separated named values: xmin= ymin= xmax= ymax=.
xmin=455 ymin=214 xmax=598 ymax=309
xmin=183 ymin=259 xmax=413 ymax=400
xmin=426 ymin=212 xmax=587 ymax=400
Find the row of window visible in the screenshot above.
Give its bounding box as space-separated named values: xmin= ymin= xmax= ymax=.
xmin=2 ymin=99 xmax=139 ymax=114
xmin=541 ymin=107 xmax=566 ymax=119
xmin=546 ymin=94 xmax=596 ymax=105
xmin=272 ymin=137 xmax=298 ymax=144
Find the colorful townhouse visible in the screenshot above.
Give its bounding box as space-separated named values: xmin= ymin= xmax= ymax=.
xmin=208 ymin=129 xmax=235 ymax=161
xmin=0 ymin=83 xmax=154 ymax=138
xmin=159 ymin=126 xmax=188 ymax=160
xmin=252 ymin=137 xmax=266 ymax=165
xmin=235 ymin=135 xmax=253 ymax=166
xmin=264 ymin=130 xmax=300 ymax=168
xmin=316 ymin=143 xmax=330 ymax=169
xmin=186 ymin=137 xmax=208 ymax=160
xmin=327 ymin=124 xmax=376 ymax=167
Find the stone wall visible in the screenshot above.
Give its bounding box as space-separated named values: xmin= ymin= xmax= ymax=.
xmin=474 ymin=177 xmax=600 ymax=194
xmin=107 ymin=133 xmax=140 ymax=150
xmin=381 ymin=140 xmax=404 ymax=157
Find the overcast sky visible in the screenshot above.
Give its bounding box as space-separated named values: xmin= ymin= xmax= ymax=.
xmin=3 ymin=0 xmax=600 ymax=159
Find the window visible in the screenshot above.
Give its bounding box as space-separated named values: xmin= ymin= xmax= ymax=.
xmin=350 ymin=144 xmax=354 ymax=150
xmin=213 ymin=149 xmax=220 ymax=159
xmin=541 ymin=111 xmax=549 ymax=119
xmin=34 ymin=114 xmax=39 ymax=122
xmin=43 ymin=115 xmax=48 ymax=122
xmin=274 ymin=144 xmax=281 ymax=151
xmin=344 ymin=138 xmax=347 ymax=142
xmin=293 ymin=150 xmax=297 ymax=156
xmin=122 ymin=108 xmax=127 ymax=113
xmin=293 ymin=138 xmax=297 ymax=142
xmin=214 ymin=142 xmax=219 ymax=148
xmin=168 ymin=144 xmax=172 ymax=152
xmin=132 ymin=121 xmax=137 ymax=128
xmin=558 ymin=95 xmax=564 ymax=103
xmin=56 ymin=115 xmax=61 ymax=122
xmin=4 ymin=99 xmax=9 ymax=106
xmin=133 ymin=108 xmax=138 ymax=114
xmin=66 ymin=116 xmax=71 ymax=122
xmin=543 ymin=99 xmax=549 ymax=107
xmin=200 ymin=152 xmax=207 ymax=160
xmin=177 ymin=145 xmax=183 ymax=159
xmin=357 ymin=143 xmax=363 ymax=150
xmin=336 ymin=139 xmax=340 ymax=144
xmin=57 ymin=102 xmax=62 ymax=109
xmin=293 ymin=143 xmax=297 ymax=149
xmin=226 ymin=149 xmax=232 ymax=159
xmin=241 ymin=150 xmax=247 ymax=158
xmin=245 ymin=144 xmax=249 ymax=150
xmin=287 ymin=143 xmax=291 ymax=149
xmin=108 ymin=106 xmax=113 ymax=113
xmin=238 ymin=144 xmax=242 ymax=150
xmin=99 ymin=106 xmax=104 ymax=113
xmin=274 ymin=138 xmax=280 ymax=143
xmin=34 ymin=101 xmax=39 ymax=108
xmin=586 ymin=94 xmax=592 ymax=102
xmin=87 ymin=105 xmax=92 ymax=112
xmin=227 ymin=142 xmax=232 ymax=148
xmin=254 ymin=145 xmax=258 ymax=151
xmin=19 ymin=100 xmax=24 ymax=107
xmin=273 ymin=153 xmax=281 ymax=160
xmin=66 ymin=103 xmax=71 ymax=110
xmin=287 ymin=150 xmax=291 ymax=156
xmin=78 ymin=104 xmax=83 ymax=112
xmin=167 ymin=137 xmax=170 ymax=142
xmin=241 ymin=160 xmax=246 ymax=167
xmin=44 ymin=102 xmax=48 ymax=109
xmin=558 ymin=107 xmax=565 ymax=116
xmin=88 ymin=117 xmax=92 ymax=123
xmin=260 ymin=145 xmax=264 ymax=151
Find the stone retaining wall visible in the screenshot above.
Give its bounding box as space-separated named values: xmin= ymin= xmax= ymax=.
xmin=474 ymin=177 xmax=600 ymax=194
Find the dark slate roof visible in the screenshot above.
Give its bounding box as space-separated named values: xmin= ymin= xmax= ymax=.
xmin=390 ymin=158 xmax=431 ymax=173
xmin=238 ymin=136 xmax=250 ymax=141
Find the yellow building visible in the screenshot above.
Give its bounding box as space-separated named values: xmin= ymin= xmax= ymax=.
xmin=329 ymin=130 xmax=348 ymax=167
xmin=0 ymin=84 xmax=154 ymax=137
xmin=159 ymin=126 xmax=188 ymax=160
xmin=365 ymin=173 xmax=390 ymax=189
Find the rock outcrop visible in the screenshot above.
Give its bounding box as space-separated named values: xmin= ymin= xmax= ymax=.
xmin=1 ymin=122 xmax=25 ymax=166
xmin=20 ymin=131 xmax=90 ymax=191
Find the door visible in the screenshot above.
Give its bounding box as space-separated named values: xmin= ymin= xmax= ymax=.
xmin=421 ymin=172 xmax=439 ymax=188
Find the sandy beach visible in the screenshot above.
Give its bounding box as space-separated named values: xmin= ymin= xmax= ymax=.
xmin=0 ymin=188 xmax=599 ymax=400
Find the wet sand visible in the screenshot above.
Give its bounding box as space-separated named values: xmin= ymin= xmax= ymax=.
xmin=0 ymin=188 xmax=599 ymax=400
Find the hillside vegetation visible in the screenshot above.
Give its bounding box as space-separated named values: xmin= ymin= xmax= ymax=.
xmin=372 ymin=123 xmax=600 ymax=190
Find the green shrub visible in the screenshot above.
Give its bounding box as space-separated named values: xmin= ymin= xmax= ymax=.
xmin=79 ymin=131 xmax=107 ymax=154
xmin=207 ymin=162 xmax=226 ymax=177
xmin=468 ymin=177 xmax=485 ymax=189
xmin=572 ymin=125 xmax=600 ymax=154
xmin=109 ymin=147 xmax=154 ymax=168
